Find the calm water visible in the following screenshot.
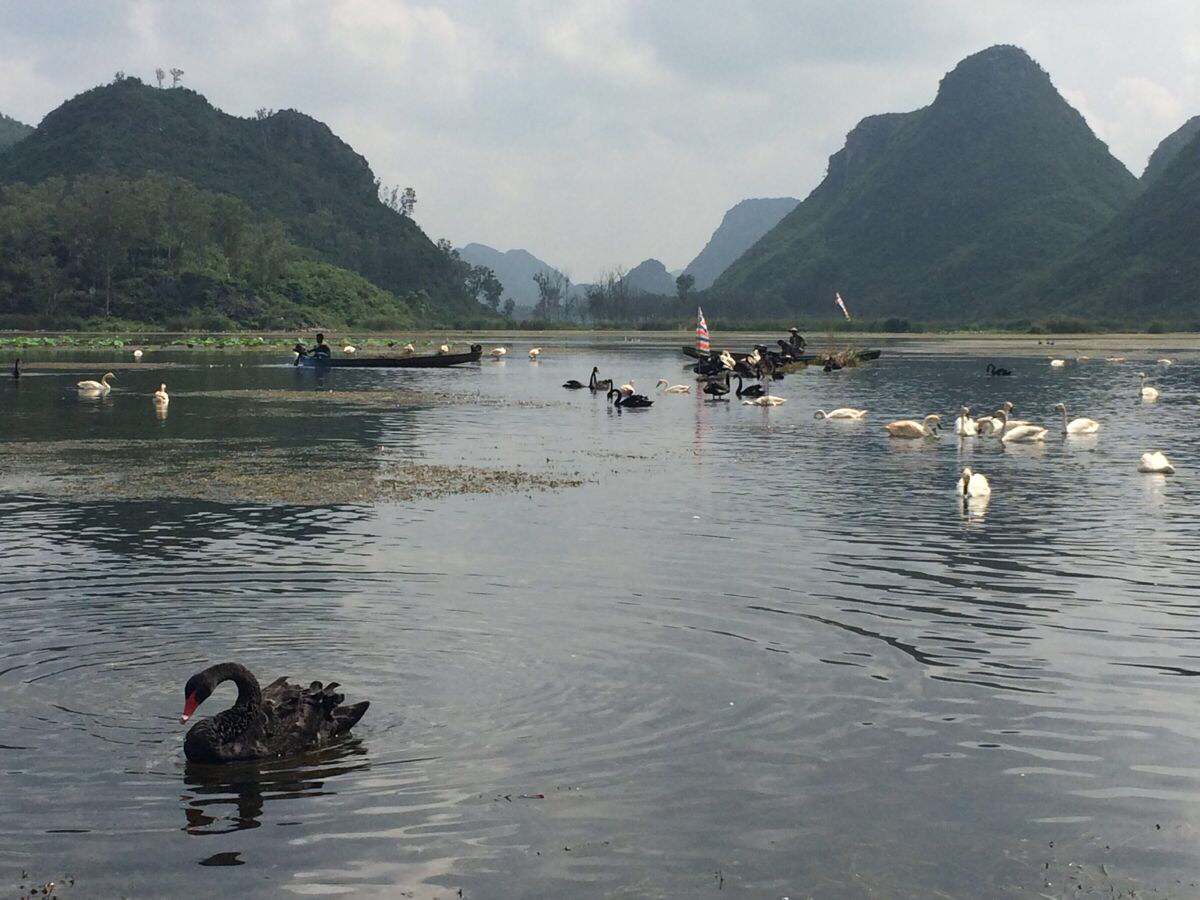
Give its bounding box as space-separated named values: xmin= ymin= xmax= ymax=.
xmin=2 ymin=335 xmax=1199 ymax=898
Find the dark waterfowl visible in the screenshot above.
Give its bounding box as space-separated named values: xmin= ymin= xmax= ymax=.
xmin=735 ymin=375 xmax=765 ymax=398
xmin=703 ymin=371 xmax=730 ymax=401
xmin=180 ymin=662 xmax=369 ymax=764
xmin=12 ymin=358 xmax=19 ymax=381
xmin=608 ymin=387 xmax=653 ymax=408
xmin=589 ymin=367 xmax=613 ymax=392
xmin=562 ymin=379 xmax=587 ymax=389
xmin=986 ymin=363 xmax=1013 ymax=377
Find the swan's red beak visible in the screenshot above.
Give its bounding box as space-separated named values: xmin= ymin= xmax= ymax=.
xmin=180 ymin=693 xmax=198 ymax=724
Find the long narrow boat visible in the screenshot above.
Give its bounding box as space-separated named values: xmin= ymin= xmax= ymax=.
xmin=682 ymin=345 xmax=880 ymax=364
xmin=295 ymin=344 xmax=483 ymax=368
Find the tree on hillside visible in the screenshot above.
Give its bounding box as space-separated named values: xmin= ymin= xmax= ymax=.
xmin=400 ymin=187 xmax=416 ymax=218
xmin=676 ymin=273 xmax=694 ymax=302
xmin=170 ymin=67 xmax=184 ymax=87
xmin=155 ymin=68 xmax=165 ymax=88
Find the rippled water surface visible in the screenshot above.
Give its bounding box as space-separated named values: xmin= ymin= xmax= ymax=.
xmin=2 ymin=335 xmax=1200 ymax=898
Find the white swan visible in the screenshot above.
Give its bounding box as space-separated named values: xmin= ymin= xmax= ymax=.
xmin=1053 ymin=402 xmax=1099 ymax=435
xmin=528 ymin=347 xmax=541 ymax=360
xmin=489 ymin=347 xmax=507 ymax=358
xmin=1105 ymin=356 xmax=1126 ymax=363
xmin=974 ymin=401 xmax=1015 ymax=435
xmin=619 ymin=380 xmax=635 ymax=397
xmin=1050 ymin=358 xmax=1065 ymax=368
xmin=402 ymin=343 xmax=416 ymax=355
xmin=885 ymin=414 xmax=940 ymax=439
xmin=133 ymin=349 xmax=143 ymax=361
xmin=343 ymin=345 xmax=357 ymax=354
xmin=954 ymin=406 xmax=978 ymax=436
xmin=1158 ymin=358 xmax=1174 ymax=367
xmin=1138 ymin=451 xmax=1174 ymax=474
xmin=153 ymin=383 xmax=169 ymax=407
xmin=438 ymin=344 xmax=451 ymax=354
xmin=1138 ymin=372 xmax=1159 ymax=401
xmin=814 ymin=408 xmax=867 ymax=419
xmin=958 ymin=467 xmax=991 ymax=498
xmin=78 ymin=372 xmax=116 ymax=393
xmin=994 ymin=410 xmax=1047 ymax=443
xmin=656 ymin=379 xmax=690 ymax=394
xmin=742 ymin=394 xmax=786 ymax=406
xmin=719 ymin=350 xmax=735 ymax=370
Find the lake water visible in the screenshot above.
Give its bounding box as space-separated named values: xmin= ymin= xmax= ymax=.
xmin=2 ymin=334 xmax=1199 ymax=898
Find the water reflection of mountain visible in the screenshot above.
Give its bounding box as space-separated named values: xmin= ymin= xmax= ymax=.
xmin=182 ymin=739 xmax=370 ymax=836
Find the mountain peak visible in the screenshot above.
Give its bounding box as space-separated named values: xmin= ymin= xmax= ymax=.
xmin=933 ymin=44 xmax=1054 ymax=112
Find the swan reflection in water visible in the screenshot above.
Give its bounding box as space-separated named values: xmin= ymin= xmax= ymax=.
xmin=181 ymin=738 xmax=369 ymax=836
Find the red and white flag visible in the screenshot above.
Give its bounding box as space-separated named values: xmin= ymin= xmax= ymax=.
xmin=834 ymin=292 xmax=851 ymax=320
xmin=696 ymin=307 xmax=710 ymax=352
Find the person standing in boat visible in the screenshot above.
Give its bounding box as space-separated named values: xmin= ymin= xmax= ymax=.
xmin=787 ymin=328 xmax=806 ymax=353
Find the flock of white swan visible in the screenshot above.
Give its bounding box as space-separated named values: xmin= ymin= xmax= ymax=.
xmin=75 ymin=370 xmax=170 ymax=409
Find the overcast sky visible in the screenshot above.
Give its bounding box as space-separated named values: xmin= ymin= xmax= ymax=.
xmin=1 ymin=1 xmax=1197 ymax=280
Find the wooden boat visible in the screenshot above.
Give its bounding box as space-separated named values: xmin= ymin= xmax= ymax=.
xmin=295 ymin=344 xmax=483 ymax=368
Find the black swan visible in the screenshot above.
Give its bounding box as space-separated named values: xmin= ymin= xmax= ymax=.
xmin=180 ymin=662 xmax=369 ymax=764
xmin=12 ymin=358 xmax=19 ymax=381
xmin=562 ymin=379 xmax=586 ymax=389
xmin=703 ymin=372 xmax=730 ymax=401
xmin=608 ymin=387 xmax=653 ymax=408
xmin=986 ymin=363 xmax=1012 ymax=377
xmin=735 ymin=375 xmax=765 ymax=398
xmin=589 ymin=367 xmax=613 ymax=392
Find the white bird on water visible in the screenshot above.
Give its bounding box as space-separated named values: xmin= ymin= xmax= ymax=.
xmin=958 ymin=467 xmax=991 ymax=498
xmin=656 ymin=379 xmax=690 ymax=394
xmin=133 ymin=349 xmax=143 ymax=361
xmin=1158 ymin=358 xmax=1174 ymax=367
xmin=1138 ymin=451 xmax=1174 ymax=474
xmin=153 ymin=383 xmax=170 ymax=407
xmin=1053 ymin=402 xmax=1099 ymax=435
xmin=489 ymin=346 xmax=506 ymax=358
xmin=954 ymin=406 xmax=978 ymax=436
xmin=742 ymin=394 xmax=786 ymax=406
xmin=885 ymin=414 xmax=940 ymax=439
xmin=78 ymin=372 xmax=116 ymax=393
xmin=528 ymin=347 xmax=541 ymax=360
xmin=438 ymin=344 xmax=450 ymax=354
xmin=619 ymin=380 xmax=635 ymax=397
xmin=1050 ymin=358 xmax=1065 ymax=368
xmin=814 ymin=408 xmax=867 ymax=420
xmin=343 ymin=345 xmax=356 ymax=354
xmin=994 ymin=410 xmax=1047 ymax=443
xmin=1137 ymin=372 xmax=1159 ymax=401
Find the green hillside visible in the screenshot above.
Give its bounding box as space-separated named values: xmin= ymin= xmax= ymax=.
xmin=709 ymin=46 xmax=1139 ymax=324
xmin=0 ymin=77 xmax=486 ymax=323
xmin=1142 ymin=115 xmax=1200 ymax=184
xmin=0 ymin=112 xmax=33 ymax=149
xmin=1020 ymin=126 xmax=1200 ymax=324
xmin=0 ymin=173 xmax=415 ymax=330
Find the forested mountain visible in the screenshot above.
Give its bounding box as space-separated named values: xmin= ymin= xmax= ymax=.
xmin=624 ymin=258 xmax=676 ymax=296
xmin=709 ymin=45 xmax=1139 ymax=324
xmin=0 ymin=77 xmax=487 ymax=323
xmin=1142 ymin=115 xmax=1200 ymax=184
xmin=683 ymin=197 xmax=798 ymax=290
xmin=458 ymin=243 xmax=567 ymax=307
xmin=1019 ymin=124 xmax=1200 ymax=324
xmin=0 ymin=173 xmax=416 ymax=330
xmin=0 ymin=112 xmax=33 ymax=149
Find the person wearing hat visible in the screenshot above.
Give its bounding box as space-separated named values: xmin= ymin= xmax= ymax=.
xmin=787 ymin=327 xmax=806 ymax=353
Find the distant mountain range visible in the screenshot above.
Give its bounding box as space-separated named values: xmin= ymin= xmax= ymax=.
xmin=457 ymin=243 xmax=569 ymax=306
xmin=682 ymin=197 xmax=798 ymax=290
xmin=710 ymin=45 xmax=1140 ymax=324
xmin=0 ymin=112 xmax=33 ymax=149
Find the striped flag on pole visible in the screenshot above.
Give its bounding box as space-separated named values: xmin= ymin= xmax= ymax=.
xmin=835 ymin=292 xmax=851 ymax=320
xmin=696 ymin=307 xmax=710 ymax=352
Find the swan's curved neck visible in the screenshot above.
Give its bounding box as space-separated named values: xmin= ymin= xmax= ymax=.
xmin=212 ymin=663 xmax=262 ymax=708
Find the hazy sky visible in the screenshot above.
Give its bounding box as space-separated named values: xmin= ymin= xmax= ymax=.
xmin=1 ymin=1 xmax=1197 ymax=280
